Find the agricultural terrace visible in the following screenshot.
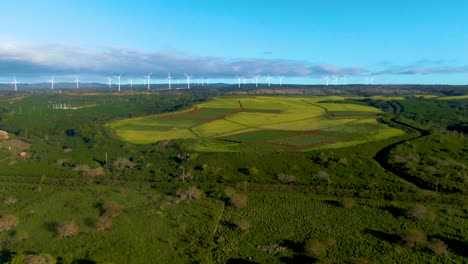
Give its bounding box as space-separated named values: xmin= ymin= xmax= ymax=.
xmin=109 ymin=96 xmax=405 ymax=151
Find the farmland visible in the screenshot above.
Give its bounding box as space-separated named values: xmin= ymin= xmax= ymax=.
xmin=0 ymin=89 xmax=466 ymax=263
xmin=110 ymin=96 xmax=405 ymax=151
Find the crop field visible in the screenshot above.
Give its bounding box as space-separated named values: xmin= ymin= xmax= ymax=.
xmin=110 ymin=96 xmax=405 ymax=151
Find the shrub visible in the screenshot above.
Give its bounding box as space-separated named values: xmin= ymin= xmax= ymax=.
xmin=175 ymin=186 xmax=204 ymax=202
xmin=15 ymin=230 xmax=30 ymax=241
xmin=229 ymin=193 xmax=248 ymax=208
xmin=0 ymin=215 xmax=18 ymax=231
xmin=341 ymin=198 xmax=356 ymax=209
xmin=407 ymin=205 xmax=436 ymax=221
xmin=95 ymin=216 xmax=112 ymax=231
xmin=401 ymin=229 xmax=427 ymax=249
xmin=304 ymin=239 xmax=328 ymax=258
xmin=314 ymin=171 xmax=329 ymax=180
xmin=57 ymin=221 xmax=79 ymax=238
xmin=3 ymin=196 xmax=17 ymax=206
xmin=112 ymin=158 xmax=135 ymax=170
xmin=25 ymin=253 xmax=56 ymax=264
xmin=429 ymin=239 xmax=448 ymax=256
xmin=277 ymin=173 xmax=296 ymax=184
xmin=234 ymin=218 xmax=251 ymax=231
xmin=102 ymin=201 xmax=122 ymax=218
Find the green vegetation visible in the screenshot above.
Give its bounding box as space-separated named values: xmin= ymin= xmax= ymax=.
xmin=0 ymin=89 xmax=466 ymax=263
xmin=110 ymin=96 xmax=405 ymax=151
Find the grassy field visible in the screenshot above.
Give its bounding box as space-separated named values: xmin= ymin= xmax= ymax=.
xmin=110 ymin=96 xmax=404 ymax=151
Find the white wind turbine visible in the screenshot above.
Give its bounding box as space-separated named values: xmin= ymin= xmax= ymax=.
xmin=74 ymin=76 xmax=80 ymax=89
xmin=342 ymin=75 xmax=347 ymax=85
xmin=107 ymin=77 xmax=112 ymax=88
xmin=167 ymin=73 xmax=172 ymax=89
xmin=333 ymin=75 xmax=339 ymax=85
xmin=254 ymin=75 xmax=260 ymax=87
xmin=130 ymin=79 xmax=133 ymax=88
xmin=370 ymin=77 xmax=375 ymax=85
xmin=114 ymin=74 xmax=122 ymax=92
xmin=266 ymin=74 xmax=272 ymax=87
xmin=11 ymin=76 xmax=18 ymax=92
xmin=144 ymin=73 xmax=152 ymax=90
xmin=324 ymin=76 xmax=330 ymax=86
xmin=278 ymin=76 xmax=284 ymax=86
xmin=49 ymin=76 xmax=55 ymax=90
xmin=185 ymin=73 xmax=192 ymax=89
xmin=235 ymin=75 xmax=242 ymax=88
xmin=364 ymin=77 xmax=370 ymax=85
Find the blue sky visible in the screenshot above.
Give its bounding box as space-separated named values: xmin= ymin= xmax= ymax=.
xmin=0 ymin=0 xmax=467 ymax=84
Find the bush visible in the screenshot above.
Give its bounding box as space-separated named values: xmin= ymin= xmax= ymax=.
xmin=25 ymin=253 xmax=56 ymax=264
xmin=57 ymin=221 xmax=79 ymax=238
xmin=102 ymin=201 xmax=122 ymax=218
xmin=341 ymin=198 xmax=356 ymax=209
xmin=175 ymin=186 xmax=204 ymax=202
xmin=406 ymin=205 xmax=436 ymax=221
xmin=112 ymin=158 xmax=135 ymax=170
xmin=314 ymin=171 xmax=330 ymax=180
xmin=225 ymin=188 xmax=248 ymax=208
xmin=234 ymin=218 xmax=251 ymax=231
xmin=401 ymin=229 xmax=427 ymax=249
xmin=429 ymin=239 xmax=448 ymax=256
xmin=277 ymin=173 xmax=296 ymax=184
xmin=95 ymin=216 xmax=112 ymax=231
xmin=0 ymin=215 xmax=18 ymax=231
xmin=304 ymin=239 xmax=335 ymax=258
xmin=3 ymin=196 xmax=18 ymax=206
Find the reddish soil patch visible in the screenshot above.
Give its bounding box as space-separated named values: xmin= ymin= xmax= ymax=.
xmin=186 ymin=108 xmax=200 ymax=115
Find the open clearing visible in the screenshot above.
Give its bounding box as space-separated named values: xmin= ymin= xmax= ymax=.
xmin=109 ymin=96 xmax=405 ymax=151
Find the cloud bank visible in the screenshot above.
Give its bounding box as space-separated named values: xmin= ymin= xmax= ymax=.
xmin=0 ymin=41 xmax=365 ymax=79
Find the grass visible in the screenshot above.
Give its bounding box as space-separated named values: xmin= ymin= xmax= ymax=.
xmin=437 ymin=95 xmax=468 ymax=100
xmin=0 ymin=183 xmax=224 ymax=263
xmin=213 ymin=191 xmax=468 ymax=264
xmin=109 ymin=96 xmax=404 ymax=151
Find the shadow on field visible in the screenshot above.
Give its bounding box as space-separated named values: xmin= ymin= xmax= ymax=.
xmin=72 ymin=259 xmax=96 ymax=264
xmin=324 ymin=200 xmax=341 ymax=207
xmin=279 ymin=239 xmax=317 ymax=264
xmin=44 ymin=221 xmax=59 ymax=234
xmin=364 ymin=228 xmax=400 ymax=244
xmin=433 ymin=235 xmax=468 ymax=257
xmin=227 ymin=258 xmax=260 ymax=264
xmin=379 ymin=205 xmax=406 ymax=218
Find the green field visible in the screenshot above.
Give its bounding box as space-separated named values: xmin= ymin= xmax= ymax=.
xmin=110 ymin=96 xmax=404 ymax=151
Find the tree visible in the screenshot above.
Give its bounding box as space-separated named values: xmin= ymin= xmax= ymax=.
xmin=25 ymin=253 xmax=56 ymax=264
xmin=102 ymin=201 xmax=122 ymax=218
xmin=95 ymin=216 xmax=112 ymax=231
xmin=57 ymin=220 xmax=79 ymax=238
xmin=401 ymin=229 xmax=427 ymax=249
xmin=0 ymin=215 xmax=18 ymax=231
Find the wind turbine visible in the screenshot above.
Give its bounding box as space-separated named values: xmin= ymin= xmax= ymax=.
xmin=278 ymin=76 xmax=284 ymax=86
xmin=114 ymin=74 xmax=122 ymax=92
xmin=254 ymin=75 xmax=260 ymax=87
xmin=74 ymin=76 xmax=80 ymax=89
xmin=185 ymin=73 xmax=192 ymax=89
xmin=167 ymin=73 xmax=172 ymax=89
xmin=324 ymin=76 xmax=330 ymax=86
xmin=49 ymin=76 xmax=55 ymax=90
xmin=130 ymin=79 xmax=133 ymax=88
xmin=266 ymin=74 xmax=272 ymax=87
xmin=144 ymin=73 xmax=152 ymax=90
xmin=235 ymin=75 xmax=242 ymax=88
xmin=107 ymin=77 xmax=112 ymax=88
xmin=342 ymin=75 xmax=347 ymax=85
xmin=11 ymin=76 xmax=18 ymax=92
xmin=370 ymin=77 xmax=375 ymax=85
xmin=333 ymin=75 xmax=338 ymax=86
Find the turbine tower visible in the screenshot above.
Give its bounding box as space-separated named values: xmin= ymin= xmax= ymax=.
xmin=342 ymin=75 xmax=347 ymax=85
xmin=107 ymin=77 xmax=112 ymax=88
xmin=167 ymin=73 xmax=172 ymax=89
xmin=144 ymin=73 xmax=152 ymax=90
xmin=266 ymin=74 xmax=272 ymax=87
xmin=185 ymin=73 xmax=192 ymax=89
xmin=235 ymin=75 xmax=242 ymax=88
xmin=49 ymin=76 xmax=55 ymax=90
xmin=11 ymin=76 xmax=18 ymax=92
xmin=75 ymin=76 xmax=80 ymax=89
xmin=254 ymin=75 xmax=260 ymax=87
xmin=278 ymin=76 xmax=284 ymax=86
xmin=333 ymin=75 xmax=338 ymax=86
xmin=130 ymin=79 xmax=133 ymax=88
xmin=114 ymin=74 xmax=122 ymax=92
